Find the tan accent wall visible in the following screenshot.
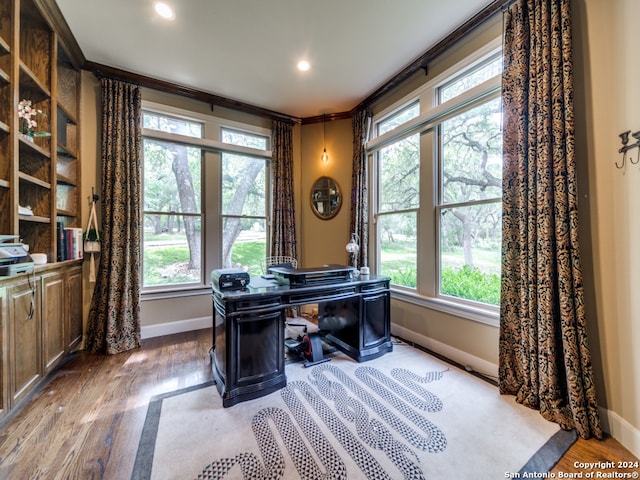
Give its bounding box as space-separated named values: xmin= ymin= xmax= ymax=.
xmin=299 ymin=118 xmax=353 ymax=268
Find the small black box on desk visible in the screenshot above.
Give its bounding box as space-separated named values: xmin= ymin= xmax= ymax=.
xmin=211 ymin=268 xmax=250 ymax=291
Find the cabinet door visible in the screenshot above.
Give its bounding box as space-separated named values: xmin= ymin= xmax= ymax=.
xmin=9 ymin=278 xmax=42 ymax=407
xmin=42 ymin=273 xmax=65 ymax=373
xmin=362 ymin=292 xmax=390 ymax=348
xmin=66 ymin=266 xmax=83 ymax=350
xmin=0 ymin=286 xmax=8 ymax=420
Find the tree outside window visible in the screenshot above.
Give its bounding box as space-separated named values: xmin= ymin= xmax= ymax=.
xmin=371 ymin=52 xmax=502 ymax=307
xmin=141 ymin=114 xmax=271 ymax=288
xmin=142 ymin=112 xmax=203 ymax=288
xmin=221 ymin=128 xmax=268 ymax=275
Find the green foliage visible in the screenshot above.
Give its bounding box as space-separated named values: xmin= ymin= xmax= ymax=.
xmin=389 ymin=267 xmax=417 ymax=288
xmin=440 ymin=264 xmax=500 ymax=305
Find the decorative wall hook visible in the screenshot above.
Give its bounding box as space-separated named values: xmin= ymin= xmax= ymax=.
xmin=616 ymin=130 xmax=640 ymax=169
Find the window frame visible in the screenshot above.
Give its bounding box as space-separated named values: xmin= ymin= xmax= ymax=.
xmin=367 ymin=37 xmax=502 ymax=327
xmin=141 ymin=101 xmax=272 ymax=298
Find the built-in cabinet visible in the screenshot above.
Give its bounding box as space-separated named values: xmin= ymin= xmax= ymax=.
xmin=9 ymin=275 xmax=42 ymax=407
xmin=0 ymin=0 xmax=84 ymax=421
xmin=0 ymin=286 xmax=8 ymax=420
xmin=0 ymin=264 xmax=82 ymax=419
xmin=0 ymin=0 xmax=82 ymax=259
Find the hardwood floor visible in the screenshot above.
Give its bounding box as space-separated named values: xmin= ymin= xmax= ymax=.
xmin=0 ymin=328 xmax=637 ymax=479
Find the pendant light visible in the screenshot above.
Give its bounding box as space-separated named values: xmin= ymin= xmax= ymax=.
xmin=321 ymin=114 xmax=329 ymax=163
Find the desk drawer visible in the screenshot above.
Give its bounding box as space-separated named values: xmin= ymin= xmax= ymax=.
xmin=360 ymin=281 xmax=389 ymax=293
xmin=288 ymin=286 xmax=357 ymax=305
xmin=214 ymin=294 xmax=282 ymax=315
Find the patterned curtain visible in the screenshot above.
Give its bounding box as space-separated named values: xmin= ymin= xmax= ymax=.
xmin=270 ymin=120 xmax=297 ymax=259
xmin=349 ymin=109 xmax=370 ymax=269
xmin=85 ymin=78 xmax=142 ymax=355
xmin=500 ymin=0 xmax=602 ymax=439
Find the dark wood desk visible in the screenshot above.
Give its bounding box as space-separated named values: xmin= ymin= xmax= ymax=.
xmin=211 ymin=274 xmax=392 ymax=407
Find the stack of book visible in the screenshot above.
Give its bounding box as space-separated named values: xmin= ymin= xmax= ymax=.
xmin=57 ymin=222 xmax=83 ymax=261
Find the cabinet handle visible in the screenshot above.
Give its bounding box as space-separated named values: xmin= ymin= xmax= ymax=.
xmin=27 ymin=272 xmax=36 ymax=321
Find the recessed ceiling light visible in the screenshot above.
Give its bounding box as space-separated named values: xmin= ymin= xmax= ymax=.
xmin=154 ymin=2 xmax=175 ymax=20
xmin=297 ymin=60 xmax=310 ymax=72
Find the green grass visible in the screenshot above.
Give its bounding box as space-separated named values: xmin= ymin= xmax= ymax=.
xmin=143 ymin=245 xmax=199 ymax=286
xmin=380 ymin=241 xmax=500 ymax=305
xmin=143 ymin=240 xmax=266 ymax=286
xmin=143 ymin=238 xmax=501 ymax=306
xmin=231 ymin=241 xmax=266 ymax=274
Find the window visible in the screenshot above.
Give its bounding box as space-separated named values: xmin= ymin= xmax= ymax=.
xmin=220 ymin=128 xmax=269 ymax=275
xmin=438 ymin=97 xmax=502 ymax=305
xmin=142 ymin=112 xmax=203 ymax=288
xmin=370 ymin=46 xmax=502 ymax=311
xmin=141 ymin=106 xmax=271 ymax=292
xmin=375 ymin=103 xmax=420 ymax=287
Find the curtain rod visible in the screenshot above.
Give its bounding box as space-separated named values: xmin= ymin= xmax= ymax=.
xmin=351 ymin=0 xmax=513 ymax=114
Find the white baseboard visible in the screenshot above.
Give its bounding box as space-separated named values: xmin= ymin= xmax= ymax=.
xmin=391 ymin=323 xmax=499 ymax=380
xmin=599 ymin=406 xmax=640 ymax=458
xmin=141 ymin=316 xmax=211 ymax=339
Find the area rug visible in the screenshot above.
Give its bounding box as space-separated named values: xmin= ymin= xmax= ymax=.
xmin=132 ymin=340 xmax=576 ymax=480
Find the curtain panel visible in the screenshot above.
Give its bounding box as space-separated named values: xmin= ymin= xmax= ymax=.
xmin=85 ymin=78 xmax=142 ymax=355
xmin=499 ymin=0 xmax=602 ymax=439
xmin=270 ymin=120 xmax=297 ymax=259
xmin=350 ymin=109 xmax=371 ymax=269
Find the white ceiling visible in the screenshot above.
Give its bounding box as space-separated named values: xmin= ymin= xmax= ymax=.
xmin=55 ymin=0 xmax=492 ymax=119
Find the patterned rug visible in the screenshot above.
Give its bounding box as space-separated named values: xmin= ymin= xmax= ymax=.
xmin=132 ymin=340 xmax=576 ymax=480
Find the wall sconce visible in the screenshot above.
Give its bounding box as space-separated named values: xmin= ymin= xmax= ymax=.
xmin=616 ymin=130 xmax=640 ymax=169
xmin=321 ymin=114 xmax=329 ymax=163
xmin=345 ymin=232 xmax=360 ymax=270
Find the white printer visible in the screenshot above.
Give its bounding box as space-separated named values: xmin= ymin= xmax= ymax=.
xmin=0 ymin=235 xmax=35 ymax=276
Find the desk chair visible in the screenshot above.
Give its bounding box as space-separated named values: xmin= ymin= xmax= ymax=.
xmin=263 ymin=256 xmax=299 ymax=318
xmin=262 ymin=255 xmax=298 ymax=273
xmin=263 ymin=257 xmax=327 ymax=366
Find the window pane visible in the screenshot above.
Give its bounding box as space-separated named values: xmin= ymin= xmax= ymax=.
xmin=143 ymin=214 xmax=202 ymax=287
xmin=439 ymin=56 xmax=502 ymax=103
xmin=143 ymin=112 xmax=202 ymax=138
xmin=378 ymin=103 xmax=420 ymax=136
xmin=379 ymin=134 xmax=420 ymax=212
xmin=143 ymin=139 xmax=202 ymax=213
xmin=221 ymin=128 xmax=268 ymax=150
xmin=222 ymin=217 xmax=266 ymax=275
xmin=379 ymin=212 xmax=417 ymax=288
xmin=441 ymin=98 xmax=502 ymax=204
xmin=439 ymin=202 xmax=501 ymax=305
xmin=222 ymin=154 xmax=266 ymax=216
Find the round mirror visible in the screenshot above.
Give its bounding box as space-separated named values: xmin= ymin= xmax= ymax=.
xmin=311 ymin=176 xmax=342 ymax=220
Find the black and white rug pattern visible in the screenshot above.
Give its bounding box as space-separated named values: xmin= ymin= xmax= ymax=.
xmin=199 ymin=363 xmax=447 ymax=480
xmin=133 ymin=343 xmax=576 ymax=480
